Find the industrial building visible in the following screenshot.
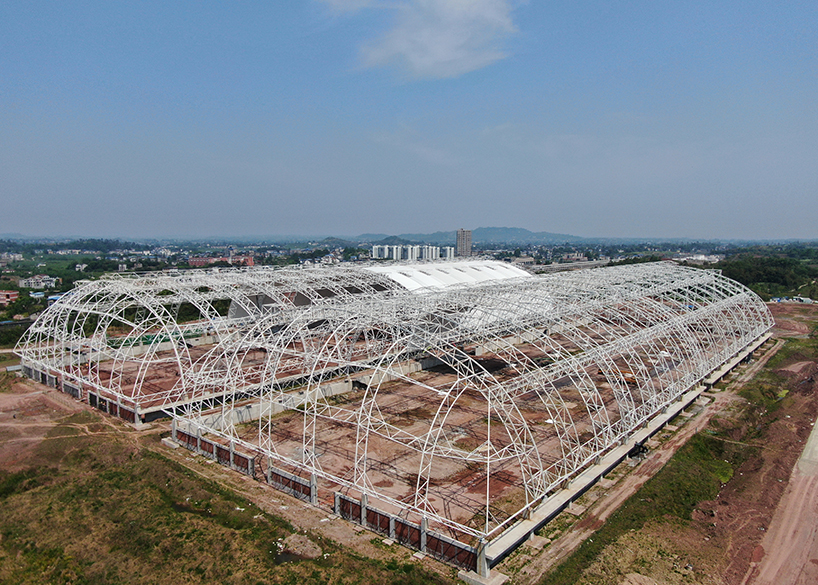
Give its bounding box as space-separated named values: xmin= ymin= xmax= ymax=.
xmin=15 ymin=261 xmax=528 ymax=421
xmin=15 ymin=260 xmax=773 ymax=577
xmin=0 ymin=290 xmax=19 ymax=306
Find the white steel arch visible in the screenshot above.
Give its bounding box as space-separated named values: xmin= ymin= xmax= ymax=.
xmin=168 ymin=262 xmax=773 ymax=541
xmin=15 ymin=264 xmax=407 ymax=416
xmin=16 ymin=261 xmax=773 ymax=544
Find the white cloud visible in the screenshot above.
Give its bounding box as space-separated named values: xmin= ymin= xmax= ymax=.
xmin=353 ymin=0 xmax=518 ymax=79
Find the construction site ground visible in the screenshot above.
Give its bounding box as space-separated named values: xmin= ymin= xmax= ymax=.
xmin=2 ymin=302 xmax=816 ymax=585
xmin=495 ymin=302 xmax=818 ymax=585
xmin=0 ymin=373 xmax=458 ymax=584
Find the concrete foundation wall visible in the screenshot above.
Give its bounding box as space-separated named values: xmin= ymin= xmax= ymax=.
xmin=334 ymin=493 xmax=479 ymax=571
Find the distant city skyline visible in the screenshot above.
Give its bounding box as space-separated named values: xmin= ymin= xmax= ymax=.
xmin=1 ymin=2 xmax=815 ymax=240
xmin=1 ymin=225 xmax=816 ymax=246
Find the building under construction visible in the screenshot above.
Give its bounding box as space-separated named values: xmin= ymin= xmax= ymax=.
xmin=15 ymin=260 xmax=773 ymax=577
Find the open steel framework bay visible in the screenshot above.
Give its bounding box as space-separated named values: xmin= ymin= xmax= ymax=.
xmin=16 ymin=260 xmax=773 ymax=571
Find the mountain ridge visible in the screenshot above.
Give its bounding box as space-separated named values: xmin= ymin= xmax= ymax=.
xmin=358 ymin=227 xmax=582 ymax=246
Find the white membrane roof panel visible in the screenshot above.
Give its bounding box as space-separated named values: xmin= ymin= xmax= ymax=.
xmin=364 ymin=260 xmax=532 ymax=291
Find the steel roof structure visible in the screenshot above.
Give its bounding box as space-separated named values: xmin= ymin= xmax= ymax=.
xmin=170 ymin=263 xmax=771 ymax=542
xmin=363 ymin=260 xmax=530 ymax=290
xmin=14 ymin=261 xmax=525 ymax=417
xmin=16 ymin=260 xmax=773 ymax=568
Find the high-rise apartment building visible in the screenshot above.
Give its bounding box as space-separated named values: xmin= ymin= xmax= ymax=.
xmin=456 ymin=228 xmax=472 ymax=257
xmin=372 ymin=245 xmax=446 ymax=261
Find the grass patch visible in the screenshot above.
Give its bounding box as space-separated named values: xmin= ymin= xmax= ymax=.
xmin=0 ymin=468 xmax=50 ymax=499
xmin=0 ymin=420 xmax=454 ymax=585
xmin=58 ymin=411 xmax=100 ymax=425
xmin=542 ymin=433 xmax=740 ymax=585
xmin=765 ymin=337 xmax=816 ymax=370
xmin=0 ymin=372 xmax=16 ymax=393
xmin=543 ymin=335 xmax=818 ymax=585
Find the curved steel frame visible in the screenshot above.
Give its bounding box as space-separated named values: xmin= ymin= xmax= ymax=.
xmin=17 ymin=262 xmax=773 ymax=543
xmin=16 ymin=264 xmax=406 ymax=411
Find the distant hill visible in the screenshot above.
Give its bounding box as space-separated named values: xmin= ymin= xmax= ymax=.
xmin=372 ymin=235 xmax=414 ymax=246
xmin=356 ymin=233 xmax=392 ymax=242
xmin=471 ymin=227 xmax=581 ymax=244
xmin=355 ymin=227 xmax=582 ymax=246
xmin=319 ymin=237 xmax=356 ymax=248
xmin=389 ymin=231 xmax=455 ymax=244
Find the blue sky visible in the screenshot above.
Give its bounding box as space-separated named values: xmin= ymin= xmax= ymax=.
xmin=1 ymin=1 xmax=816 ymax=239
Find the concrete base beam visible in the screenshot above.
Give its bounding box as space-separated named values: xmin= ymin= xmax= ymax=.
xmin=458 ymin=570 xmax=509 ymax=585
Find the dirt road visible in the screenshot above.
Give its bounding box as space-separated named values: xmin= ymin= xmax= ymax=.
xmin=743 ymin=405 xmax=818 ymax=585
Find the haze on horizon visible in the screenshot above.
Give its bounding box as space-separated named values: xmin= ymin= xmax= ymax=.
xmin=1 ymin=2 xmax=815 ymax=241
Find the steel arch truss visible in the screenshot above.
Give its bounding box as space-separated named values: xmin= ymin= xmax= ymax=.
xmin=166 ymin=263 xmax=773 ymax=542
xmin=15 ymin=265 xmax=406 ymax=414
xmin=16 ymin=262 xmax=773 ymax=542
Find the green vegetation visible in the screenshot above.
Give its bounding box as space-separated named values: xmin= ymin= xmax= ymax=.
xmin=257 ymin=248 xmax=331 ymax=266
xmin=0 ymin=324 xmax=28 ymax=348
xmin=542 ymin=331 xmax=818 ymax=585
xmin=0 ymin=416 xmax=452 ymax=585
xmin=0 ymin=239 xmax=151 ymax=256
xmin=1 ymin=294 xmax=44 ymax=317
xmin=714 ymin=255 xmax=818 ymax=300
xmin=541 ymin=433 xmax=740 ymax=585
xmin=609 ymin=255 xmax=664 ymax=266
xmin=739 ymin=335 xmax=818 ymax=427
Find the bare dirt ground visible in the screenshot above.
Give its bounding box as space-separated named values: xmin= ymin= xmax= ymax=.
xmin=742 ymin=375 xmax=818 ymax=583
xmin=734 ymin=304 xmax=818 ymax=585
xmin=769 ymin=303 xmax=817 ymax=338
xmin=502 ymin=337 xmax=785 ymax=585
xmin=0 ymin=375 xmax=90 ymax=470
xmin=692 ymin=373 xmax=818 ymax=585
xmin=742 ymin=450 xmax=818 ymax=585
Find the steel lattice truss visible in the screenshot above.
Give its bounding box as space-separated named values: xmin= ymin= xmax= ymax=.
xmin=17 ymin=262 xmax=773 ymax=543
xmin=16 ymin=264 xmax=406 ymax=411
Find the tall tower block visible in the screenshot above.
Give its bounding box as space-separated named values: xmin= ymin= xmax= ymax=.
xmin=456 ymin=228 xmax=472 ymax=257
